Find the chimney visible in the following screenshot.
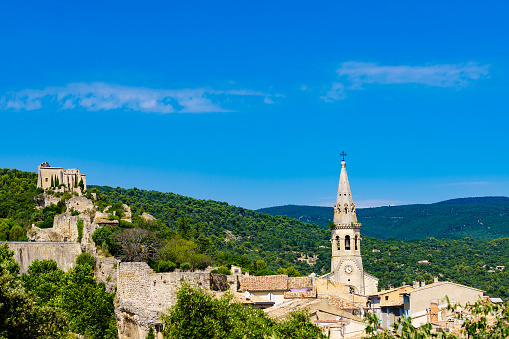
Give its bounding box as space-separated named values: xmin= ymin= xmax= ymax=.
xmin=413 ymin=281 xmax=419 ymax=289
xmin=420 ymin=280 xmax=426 ymax=287
xmin=402 ymin=281 xmax=406 ymax=286
xmin=433 ymin=276 xmax=439 ymax=283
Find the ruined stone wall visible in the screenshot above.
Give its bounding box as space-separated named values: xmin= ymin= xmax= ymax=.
xmin=4 ymin=242 xmax=82 ymax=274
xmin=115 ymin=262 xmax=213 ymax=339
xmin=66 ymin=196 xmax=95 ymax=213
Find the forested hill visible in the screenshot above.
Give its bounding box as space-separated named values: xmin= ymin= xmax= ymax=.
xmin=256 ymin=197 xmax=509 ymax=240
xmin=1 ymin=169 xmax=509 ymax=298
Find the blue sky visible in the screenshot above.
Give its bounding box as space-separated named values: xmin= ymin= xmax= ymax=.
xmin=1 ymin=1 xmax=508 ymax=209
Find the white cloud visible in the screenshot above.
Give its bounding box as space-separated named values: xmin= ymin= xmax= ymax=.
xmin=0 ymin=82 xmax=279 ymax=113
xmin=320 ymin=82 xmax=346 ymax=102
xmin=321 ymin=61 xmax=489 ymax=101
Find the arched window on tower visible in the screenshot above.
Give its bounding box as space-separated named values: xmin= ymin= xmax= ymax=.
xmin=344 ymin=207 xmax=348 ymax=214
xmin=355 ymin=235 xmax=358 ymax=250
xmin=345 ymin=235 xmax=350 ymax=250
xmin=336 ymin=236 xmax=340 ymax=250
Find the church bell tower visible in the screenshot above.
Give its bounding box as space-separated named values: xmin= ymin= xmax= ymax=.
xmin=330 ymin=153 xmax=365 ymax=294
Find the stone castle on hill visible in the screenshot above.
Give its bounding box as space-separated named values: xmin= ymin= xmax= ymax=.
xmin=37 ymin=162 xmax=87 ymax=191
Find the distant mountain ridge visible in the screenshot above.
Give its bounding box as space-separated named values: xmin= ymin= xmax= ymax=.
xmin=256 ymin=197 xmax=509 ymax=240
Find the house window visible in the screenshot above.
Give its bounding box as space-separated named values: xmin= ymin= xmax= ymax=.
xmin=267 ymin=293 xmax=275 ymax=302
xmin=45 ymin=178 xmax=48 ymax=182
xmin=336 ymin=236 xmax=340 ymax=250
xmin=355 ymin=235 xmax=358 ymax=250
xmin=385 ymin=296 xmax=389 ymax=301
xmin=345 ymin=235 xmax=350 ymax=250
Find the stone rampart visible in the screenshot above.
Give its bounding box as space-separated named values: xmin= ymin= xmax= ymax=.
xmin=4 ymin=242 xmax=82 ymax=274
xmin=116 ymin=262 xmax=221 ymax=339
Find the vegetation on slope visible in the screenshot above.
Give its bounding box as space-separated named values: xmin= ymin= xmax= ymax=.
xmin=257 ymin=198 xmax=509 ymax=240
xmin=91 ymin=185 xmax=509 ymax=299
xmin=90 ymin=185 xmax=330 ymax=275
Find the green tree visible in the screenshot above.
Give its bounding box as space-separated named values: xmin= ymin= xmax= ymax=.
xmin=256 ymin=259 xmax=267 ymax=271
xmin=55 ymin=264 xmax=117 ymax=339
xmin=76 ymin=252 xmax=97 ymax=268
xmin=161 ymin=282 xmax=326 ymax=339
xmin=9 ymin=224 xmax=25 ymax=241
xmin=0 ymin=244 xmax=68 ymax=338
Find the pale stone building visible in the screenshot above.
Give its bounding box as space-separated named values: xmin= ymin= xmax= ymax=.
xmin=37 ymin=162 xmax=87 ymax=191
xmin=326 ymin=158 xmax=379 ymax=296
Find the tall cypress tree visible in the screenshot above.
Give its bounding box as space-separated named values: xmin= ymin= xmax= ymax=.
xmin=74 ymin=174 xmax=78 ymax=188
xmin=51 ymin=175 xmax=54 ymax=188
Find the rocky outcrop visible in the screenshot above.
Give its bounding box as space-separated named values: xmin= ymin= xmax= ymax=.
xmin=36 ymin=194 xmax=61 ymax=210
xmin=140 ymin=212 xmax=155 ymax=221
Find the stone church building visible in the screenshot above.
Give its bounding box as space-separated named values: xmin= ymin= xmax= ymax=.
xmin=324 ymin=158 xmax=379 ymax=296
xmin=37 ymin=162 xmax=87 ymax=191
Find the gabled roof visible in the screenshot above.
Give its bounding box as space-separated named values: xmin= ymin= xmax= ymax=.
xmin=239 ymin=275 xmax=288 ymax=292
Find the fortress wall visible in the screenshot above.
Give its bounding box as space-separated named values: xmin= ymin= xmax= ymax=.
xmin=115 ymin=262 xmax=214 ymax=339
xmin=4 ymin=242 xmax=82 ymax=274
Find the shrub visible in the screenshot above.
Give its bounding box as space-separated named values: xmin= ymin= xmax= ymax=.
xmin=76 ymin=253 xmax=96 ymax=268
xmin=180 ymin=262 xmax=191 ymax=271
xmin=9 ymin=225 xmax=26 ymax=241
xmin=77 ymin=218 xmax=84 ymax=243
xmin=158 ymin=260 xmax=177 ymax=273
xmin=211 ymin=266 xmax=231 ymax=275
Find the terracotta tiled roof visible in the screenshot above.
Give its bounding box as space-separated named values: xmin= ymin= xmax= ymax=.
xmin=239 ymin=275 xmax=288 ymax=292
xmin=327 ymin=294 xmax=366 ymax=310
xmin=288 ymin=277 xmax=313 ymax=289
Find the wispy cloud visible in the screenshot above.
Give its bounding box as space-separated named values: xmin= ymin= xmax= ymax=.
xmin=322 ymin=61 xmax=490 ymax=101
xmin=320 ymin=82 xmax=346 ymax=102
xmin=0 ymin=82 xmax=280 ymax=113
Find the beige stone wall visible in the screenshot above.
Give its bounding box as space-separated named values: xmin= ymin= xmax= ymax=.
xmin=66 ymin=197 xmax=95 ymax=213
xmin=409 ymin=283 xmax=484 ymax=327
xmin=38 ymin=167 xmax=63 ymax=189
xmin=115 ymin=262 xmax=213 ymax=339
xmin=5 ymin=242 xmax=82 ymax=274
xmin=364 ymin=273 xmax=379 ymax=295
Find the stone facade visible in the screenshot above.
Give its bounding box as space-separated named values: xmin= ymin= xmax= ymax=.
xmin=37 ymin=162 xmax=86 ymax=191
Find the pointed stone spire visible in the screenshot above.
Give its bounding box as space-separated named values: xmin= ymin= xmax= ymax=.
xmin=333 ymin=159 xmax=358 ymax=225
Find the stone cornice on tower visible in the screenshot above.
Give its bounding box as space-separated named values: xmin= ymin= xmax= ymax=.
xmin=333 ymin=160 xmax=360 ymax=228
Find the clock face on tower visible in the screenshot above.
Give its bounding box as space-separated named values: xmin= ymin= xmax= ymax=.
xmin=344 ymin=264 xmax=353 ymax=274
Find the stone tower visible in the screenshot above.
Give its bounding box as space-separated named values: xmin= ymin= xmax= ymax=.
xmin=330 ymin=159 xmax=365 ymax=294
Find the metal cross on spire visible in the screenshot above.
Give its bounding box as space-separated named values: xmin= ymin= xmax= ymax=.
xmin=340 ymin=151 xmax=347 ymax=161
